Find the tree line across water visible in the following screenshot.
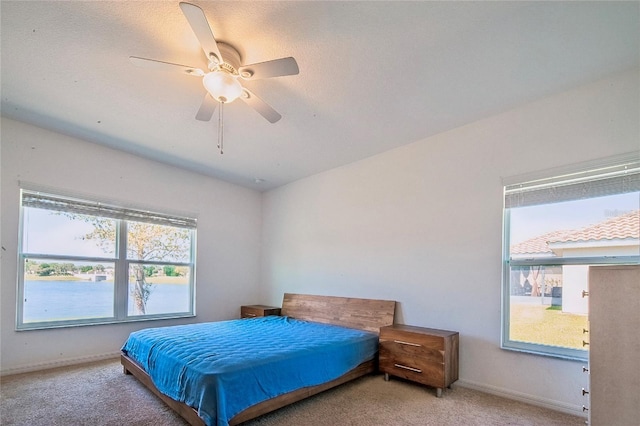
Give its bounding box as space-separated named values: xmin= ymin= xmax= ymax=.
xmin=25 ymin=260 xmax=187 ymax=278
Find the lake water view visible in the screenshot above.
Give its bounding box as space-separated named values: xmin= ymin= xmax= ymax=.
xmin=23 ymin=280 xmax=190 ymax=323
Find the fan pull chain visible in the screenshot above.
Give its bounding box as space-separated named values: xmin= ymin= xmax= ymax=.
xmin=217 ymin=102 xmax=224 ymax=154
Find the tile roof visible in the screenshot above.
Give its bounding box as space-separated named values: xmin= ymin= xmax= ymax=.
xmin=510 ymin=209 xmax=639 ymax=255
xmin=511 ymin=230 xmax=566 ymax=255
xmin=551 ymin=210 xmax=639 ymax=243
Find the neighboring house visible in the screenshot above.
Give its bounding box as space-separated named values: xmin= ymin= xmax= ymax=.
xmin=510 ymin=210 xmax=640 ymax=314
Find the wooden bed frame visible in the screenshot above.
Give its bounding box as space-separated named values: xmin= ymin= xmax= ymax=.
xmin=121 ymin=293 xmax=396 ymax=425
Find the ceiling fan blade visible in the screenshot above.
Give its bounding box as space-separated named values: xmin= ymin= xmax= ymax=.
xmin=240 ymin=88 xmax=282 ymax=123
xmin=195 ymin=93 xmax=217 ymax=121
xmin=179 ymin=2 xmax=224 ymax=65
xmin=239 ymin=57 xmax=299 ymax=80
xmin=129 ymin=56 xmax=204 ymax=76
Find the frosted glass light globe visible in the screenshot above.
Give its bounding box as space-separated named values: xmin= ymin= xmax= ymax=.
xmin=203 ymin=71 xmax=243 ymax=103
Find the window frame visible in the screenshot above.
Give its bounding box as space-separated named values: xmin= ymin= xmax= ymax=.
xmin=16 ymin=189 xmax=197 ymax=330
xmin=501 ymin=155 xmax=639 ymax=361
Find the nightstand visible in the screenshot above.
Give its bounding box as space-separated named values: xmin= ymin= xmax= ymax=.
xmin=240 ymin=304 xmax=281 ymax=318
xmin=379 ymin=324 xmax=459 ymax=397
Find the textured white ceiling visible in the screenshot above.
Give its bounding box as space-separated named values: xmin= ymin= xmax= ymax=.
xmin=2 ymin=1 xmax=638 ymax=191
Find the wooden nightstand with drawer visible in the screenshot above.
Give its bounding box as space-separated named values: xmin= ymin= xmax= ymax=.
xmin=240 ymin=305 xmax=281 ymax=318
xmin=379 ymin=324 xmax=459 ymax=397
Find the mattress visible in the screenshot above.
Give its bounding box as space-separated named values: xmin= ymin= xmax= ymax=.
xmin=121 ymin=315 xmax=378 ymax=426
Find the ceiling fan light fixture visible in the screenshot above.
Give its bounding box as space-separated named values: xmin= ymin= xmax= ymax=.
xmin=203 ymin=71 xmax=243 ymax=103
xmin=131 ymin=2 xmax=299 ymax=153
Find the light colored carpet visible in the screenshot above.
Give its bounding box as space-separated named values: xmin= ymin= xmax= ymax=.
xmin=1 ymin=358 xmax=584 ymax=425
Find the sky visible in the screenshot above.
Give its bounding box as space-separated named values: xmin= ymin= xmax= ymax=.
xmin=22 ymin=208 xmax=116 ymax=258
xmin=22 ymin=208 xmax=191 ymax=264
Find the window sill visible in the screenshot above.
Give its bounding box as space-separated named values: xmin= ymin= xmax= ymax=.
xmin=501 ymin=344 xmax=587 ymax=362
xmin=16 ymin=313 xmax=196 ymax=331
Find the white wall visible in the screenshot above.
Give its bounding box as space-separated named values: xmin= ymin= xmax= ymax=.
xmin=260 ymin=68 xmax=639 ymax=415
xmin=0 ymin=118 xmax=263 ymax=374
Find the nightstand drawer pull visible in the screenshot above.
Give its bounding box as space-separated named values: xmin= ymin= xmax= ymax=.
xmin=394 ymin=363 xmax=422 ymax=373
xmin=393 ymin=340 xmax=422 ymax=347
xmin=244 ymin=313 xmax=256 ymax=317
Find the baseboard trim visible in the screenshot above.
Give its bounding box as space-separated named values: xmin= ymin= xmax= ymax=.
xmin=456 ymin=379 xmax=587 ymax=418
xmin=0 ymin=351 xmax=121 ymax=376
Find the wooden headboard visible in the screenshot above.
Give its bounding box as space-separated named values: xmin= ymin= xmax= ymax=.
xmin=281 ymin=293 xmax=396 ymax=333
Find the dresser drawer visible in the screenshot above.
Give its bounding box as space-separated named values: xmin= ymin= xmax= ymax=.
xmin=380 ymin=328 xmax=446 ymax=353
xmin=379 ymin=339 xmax=444 ymax=364
xmin=379 ymin=341 xmax=446 ymax=387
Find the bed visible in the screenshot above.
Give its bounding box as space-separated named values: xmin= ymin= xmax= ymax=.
xmin=120 ymin=293 xmax=396 ymax=426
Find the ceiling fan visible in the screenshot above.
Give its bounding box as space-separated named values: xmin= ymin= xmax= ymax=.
xmin=130 ymin=2 xmax=299 ymax=152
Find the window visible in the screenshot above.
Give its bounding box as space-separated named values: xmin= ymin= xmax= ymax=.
xmin=18 ymin=190 xmax=196 ymax=330
xmin=502 ymin=156 xmax=639 ymax=360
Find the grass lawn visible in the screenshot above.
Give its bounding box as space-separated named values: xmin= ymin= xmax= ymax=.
xmin=510 ymin=303 xmax=589 ymax=350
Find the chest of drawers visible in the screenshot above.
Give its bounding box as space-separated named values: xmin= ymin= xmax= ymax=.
xmin=379 ymin=324 xmax=459 ymax=397
xmin=240 ymin=304 xmax=281 ymax=318
xmin=586 ymin=265 xmax=640 ymax=425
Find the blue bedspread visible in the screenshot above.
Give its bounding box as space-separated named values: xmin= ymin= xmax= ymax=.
xmin=121 ymin=316 xmax=378 ymax=426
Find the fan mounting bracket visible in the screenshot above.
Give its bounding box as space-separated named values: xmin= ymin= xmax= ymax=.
xmin=213 ymin=42 xmax=242 ymax=74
